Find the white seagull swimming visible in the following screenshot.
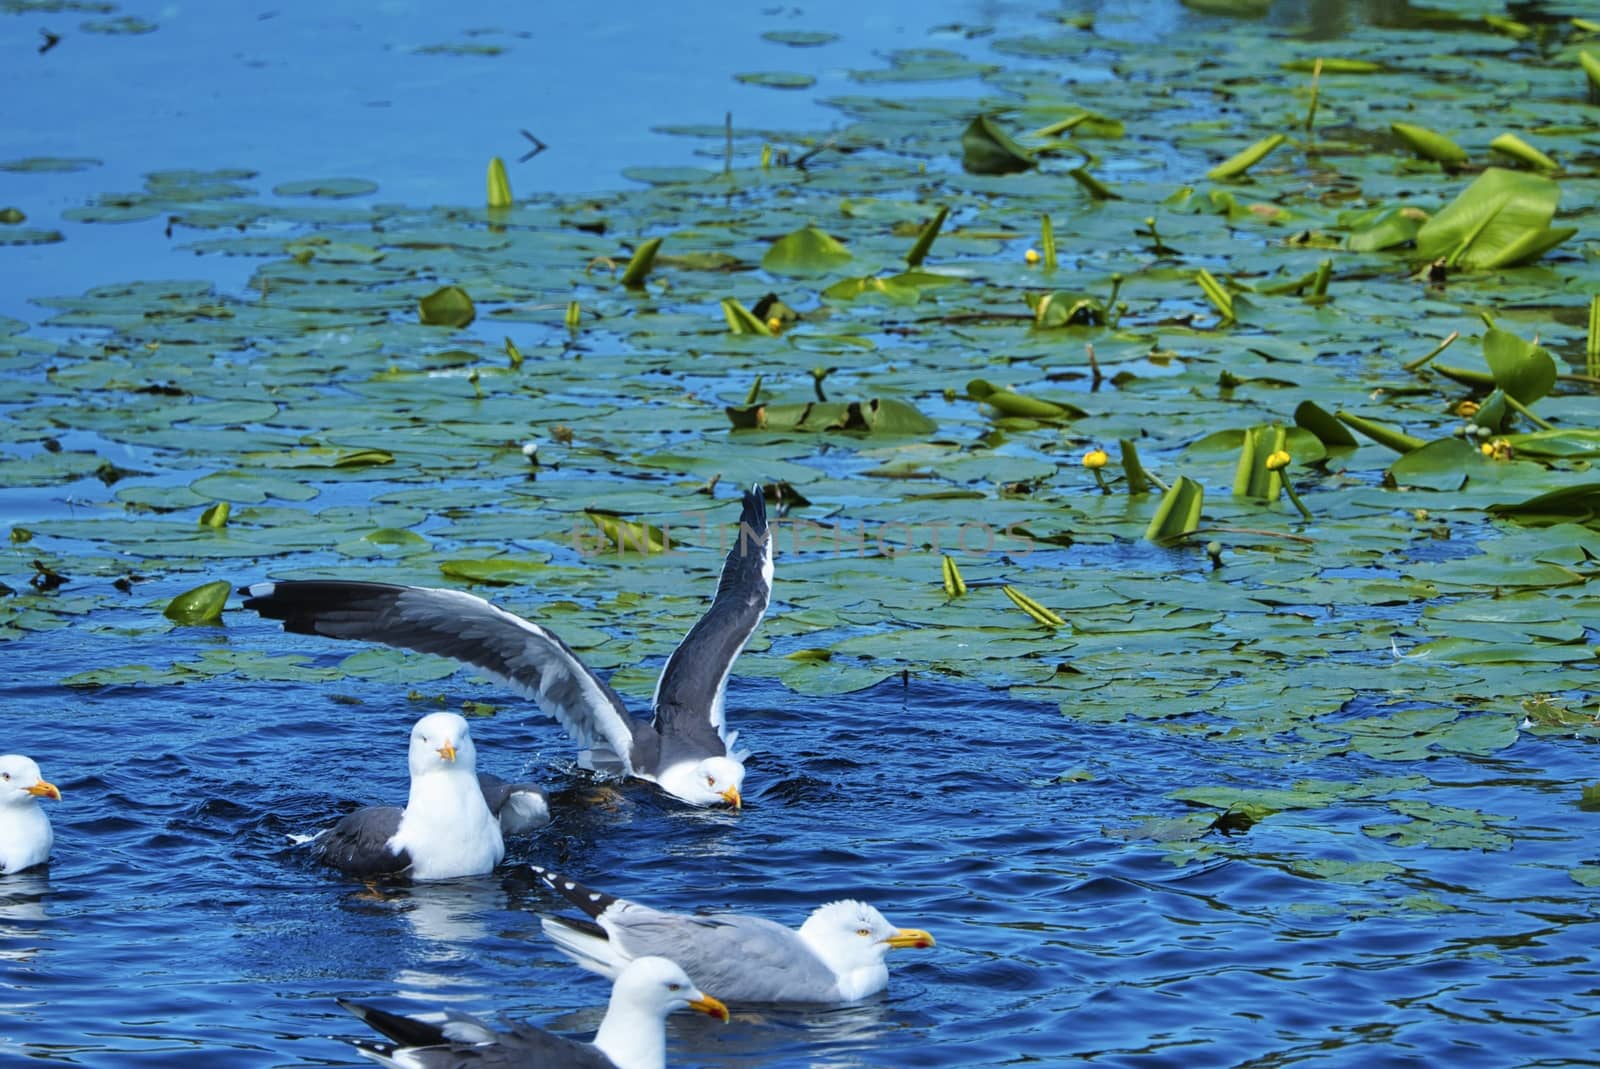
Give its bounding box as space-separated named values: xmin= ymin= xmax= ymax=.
xmin=339 ymin=955 xmax=728 ymax=1069
xmin=243 ymin=486 xmax=773 ymax=810
xmin=310 ymin=712 xmax=504 ymax=881
xmin=531 ymin=865 xmax=936 ymax=1005
xmin=0 ymin=755 xmax=61 ymax=875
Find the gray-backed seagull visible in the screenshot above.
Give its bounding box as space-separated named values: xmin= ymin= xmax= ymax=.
xmin=531 ymin=865 xmax=936 ymax=1004
xmin=310 ymin=712 xmax=504 ymax=880
xmin=242 ymin=486 xmax=772 ymax=810
xmin=0 ymin=755 xmax=61 ymax=875
xmin=339 ymin=955 xmax=728 ymax=1069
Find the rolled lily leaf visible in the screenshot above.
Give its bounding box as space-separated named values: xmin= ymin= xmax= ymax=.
xmin=1294 ymin=400 xmax=1359 ymax=448
xmin=961 ymin=115 xmax=1035 ymax=175
xmin=587 ymin=512 xmax=671 ymax=554
xmin=1503 ymin=429 xmax=1600 ymax=459
xmin=1482 ymin=326 xmax=1556 ymax=404
xmin=967 ymin=379 xmax=1087 ymax=421
xmin=1001 ymin=585 xmax=1064 ymax=628
xmin=198 ymin=502 xmax=230 ymax=529
xmin=1026 ymin=290 xmax=1106 ymax=328
xmin=1390 ymin=122 xmax=1467 ymax=166
xmin=1205 ymin=133 xmax=1286 ymax=180
xmin=721 ymin=297 xmax=775 ymax=335
xmin=1583 ymin=51 xmax=1600 ymax=103
xmin=905 ymin=206 xmax=948 ymax=267
xmin=1040 ymin=213 xmax=1058 ymax=271
xmin=763 ymin=225 xmax=852 ymax=276
xmin=1414 ymin=167 xmax=1574 ymax=269
xmin=1488 ymin=133 xmax=1558 ymax=172
xmin=1118 ymin=438 xmax=1151 ymax=494
xmin=620 ymin=237 xmax=662 ymax=288
xmin=1068 ymin=167 xmax=1120 ymax=200
xmin=1195 ymin=268 xmax=1235 ymax=324
xmin=418 ymin=285 xmax=475 ymax=327
xmin=941 ymin=554 xmax=967 ymax=596
xmin=486 ymin=156 xmax=512 ymax=209
xmin=1335 ymin=411 xmax=1426 ymax=453
xmin=1233 ymin=424 xmax=1287 ymax=501
xmin=1344 ymin=205 xmax=1427 ymax=252
xmin=164 ymin=580 xmax=231 ymax=625
xmin=1487 ymin=482 xmax=1600 ymax=525
xmin=1144 ymin=476 xmax=1204 ymax=544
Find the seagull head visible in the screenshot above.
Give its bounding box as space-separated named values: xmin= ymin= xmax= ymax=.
xmin=799 ymin=900 xmax=936 ymax=975
xmin=616 ymin=956 xmax=729 ymax=1023
xmin=683 ymin=755 xmax=744 ymax=808
xmin=0 ymin=755 xmax=60 ymax=807
xmin=407 ymin=712 xmax=477 ymax=778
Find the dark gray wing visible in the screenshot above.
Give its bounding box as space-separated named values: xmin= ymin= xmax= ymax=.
xmin=477 ymin=772 xmax=551 ymax=835
xmin=650 ymin=486 xmax=772 ymax=746
xmin=311 ymin=806 xmax=408 ymax=877
xmin=341 ymin=1000 xmax=613 ymax=1069
xmin=241 ymin=581 xmax=643 ymax=770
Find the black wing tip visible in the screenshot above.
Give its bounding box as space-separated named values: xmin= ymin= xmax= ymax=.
xmin=528 ymin=864 xmax=618 ymax=918
xmin=739 ymin=484 xmax=769 ymax=537
xmin=238 ymin=578 xmax=410 ymax=626
xmin=339 ymin=999 xmax=447 ymax=1049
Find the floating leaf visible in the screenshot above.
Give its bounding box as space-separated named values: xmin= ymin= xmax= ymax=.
xmin=1388 ymin=438 xmax=1478 ymax=491
xmin=961 ymin=115 xmax=1034 ymax=175
xmin=727 ymin=397 xmax=936 ymax=435
xmin=438 ymin=558 xmax=552 ymax=585
xmin=418 ymin=285 xmax=476 ymax=327
xmin=721 ymin=297 xmax=775 ymax=336
xmin=1344 ymin=205 xmax=1427 ymax=253
xmin=762 ymin=225 xmax=852 ymax=276
xmin=734 ymin=71 xmax=816 ymax=89
xmin=587 ymin=512 xmax=670 ymax=554
xmin=163 ymin=580 xmax=231 ymax=625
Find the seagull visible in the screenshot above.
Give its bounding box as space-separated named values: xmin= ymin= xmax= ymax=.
xmin=310 ymin=712 xmax=504 ymax=881
xmin=241 ymin=486 xmax=772 ymax=809
xmin=339 ymin=955 xmax=728 ymax=1069
xmin=531 ymin=865 xmax=936 ymax=1004
xmin=0 ymin=755 xmax=61 ymax=875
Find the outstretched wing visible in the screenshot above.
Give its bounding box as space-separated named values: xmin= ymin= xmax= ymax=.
xmin=242 ymin=581 xmax=641 ymax=770
xmin=651 ymin=486 xmax=772 ymax=744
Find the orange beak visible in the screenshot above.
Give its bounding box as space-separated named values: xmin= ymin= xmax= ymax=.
xmin=26 ymin=780 xmax=61 ymax=801
xmin=886 ymin=928 xmax=935 ymax=949
xmin=690 ymin=993 xmax=730 ymax=1022
xmin=437 ymin=741 xmax=457 ymax=763
xmin=720 ymin=786 xmax=742 ymax=809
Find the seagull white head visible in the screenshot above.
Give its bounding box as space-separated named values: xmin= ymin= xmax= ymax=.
xmin=798 ymin=900 xmax=936 ymax=999
xmin=0 ymin=755 xmax=60 ymax=807
xmin=592 ymin=955 xmax=728 ymax=1069
xmin=407 ymin=713 xmax=477 ymax=779
xmin=660 ymin=754 xmax=745 ymax=808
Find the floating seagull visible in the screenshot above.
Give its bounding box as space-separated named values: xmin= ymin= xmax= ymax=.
xmin=531 ymin=865 xmax=936 ymax=1004
xmin=310 ymin=712 xmax=504 ymax=880
xmin=339 ymin=955 xmax=728 ymax=1069
xmin=0 ymin=755 xmax=60 ymax=875
xmin=242 ymin=486 xmax=772 ymax=809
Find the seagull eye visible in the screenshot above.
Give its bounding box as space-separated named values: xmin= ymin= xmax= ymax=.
xmin=856 ymin=927 xmax=871 ymax=937
xmin=667 ymin=982 xmax=683 ymax=991
xmin=705 ymin=775 xmax=716 ymax=787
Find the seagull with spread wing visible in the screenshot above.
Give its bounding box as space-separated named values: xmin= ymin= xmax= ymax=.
xmin=242 ymin=487 xmax=772 ymax=809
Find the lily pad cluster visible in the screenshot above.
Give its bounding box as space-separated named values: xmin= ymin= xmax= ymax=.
xmin=2 ymin=7 xmax=1597 ymax=886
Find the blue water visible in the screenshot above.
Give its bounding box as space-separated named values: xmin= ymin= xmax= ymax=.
xmin=4 ymin=1 xmax=1600 ymax=1066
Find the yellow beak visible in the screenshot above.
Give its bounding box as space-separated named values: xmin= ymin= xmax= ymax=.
xmin=26 ymin=780 xmax=61 ymax=801
xmin=690 ymin=993 xmax=730 ymax=1022
xmin=885 ymin=928 xmax=935 ymax=949
xmin=437 ymin=741 xmax=457 ymax=763
xmin=720 ymin=786 xmax=742 ymax=809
